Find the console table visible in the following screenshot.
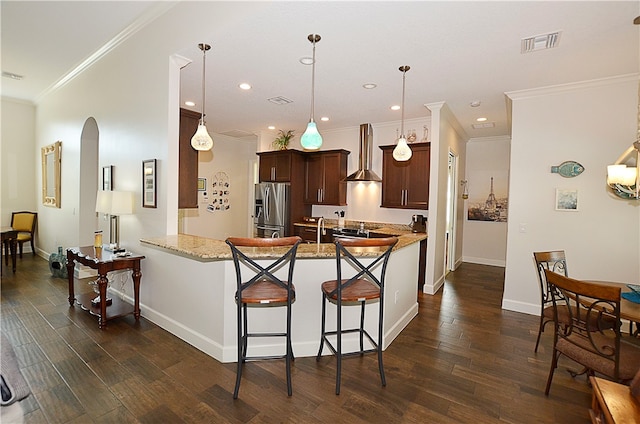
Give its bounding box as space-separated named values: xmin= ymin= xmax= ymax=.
xmin=1 ymin=227 xmax=18 ymax=274
xmin=66 ymin=246 xmax=145 ymax=329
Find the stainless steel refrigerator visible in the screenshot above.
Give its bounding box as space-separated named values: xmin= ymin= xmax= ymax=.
xmin=254 ymin=183 xmax=291 ymax=238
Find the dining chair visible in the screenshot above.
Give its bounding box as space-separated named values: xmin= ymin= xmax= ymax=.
xmin=543 ymin=270 xmax=640 ymax=395
xmin=225 ymin=236 xmax=301 ymax=399
xmin=316 ymin=236 xmax=398 ymax=395
xmin=9 ymin=211 xmax=37 ymax=258
xmin=532 ymin=250 xmax=615 ymax=352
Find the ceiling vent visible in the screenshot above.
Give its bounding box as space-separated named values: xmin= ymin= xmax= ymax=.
xmin=521 ymin=31 xmax=561 ymax=53
xmin=267 ymin=96 xmax=293 ymax=105
xmin=472 ymin=122 xmax=495 ymax=129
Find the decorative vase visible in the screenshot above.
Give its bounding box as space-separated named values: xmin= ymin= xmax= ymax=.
xmin=48 ymin=246 xmax=68 ymax=278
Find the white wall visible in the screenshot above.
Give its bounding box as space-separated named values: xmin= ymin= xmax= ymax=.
xmin=425 ymin=102 xmax=468 ymax=294
xmin=181 ymin=134 xmax=256 ymax=239
xmin=503 ymin=74 xmax=640 ymax=315
xmin=1 ymin=98 xmax=36 ymax=227
xmin=462 ymin=136 xmax=510 ymax=266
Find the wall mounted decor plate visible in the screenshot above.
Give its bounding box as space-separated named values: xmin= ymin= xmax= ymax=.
xmin=551 ymin=161 xmax=584 ymax=178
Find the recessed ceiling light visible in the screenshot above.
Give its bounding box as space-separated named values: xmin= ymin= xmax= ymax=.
xmin=184 ymin=101 xmax=195 ymax=107
xmin=390 ymin=105 xmax=400 ymax=111
xmin=476 ymin=117 xmax=487 ymax=122
xmin=363 ymin=83 xmax=377 ymax=89
xmin=268 ymin=126 xmax=276 ymax=130
xmin=320 ymin=116 xmax=329 ymax=122
xmin=299 ymin=57 xmax=314 ymax=65
xmin=470 ymin=100 xmax=481 ymax=107
xmin=238 ymin=83 xmax=251 ymax=90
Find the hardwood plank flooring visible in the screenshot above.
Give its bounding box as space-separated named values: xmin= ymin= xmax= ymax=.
xmin=1 ymin=255 xmax=595 ymax=423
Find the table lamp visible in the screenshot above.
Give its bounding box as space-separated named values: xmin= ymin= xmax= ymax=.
xmin=95 ymin=190 xmax=133 ymax=251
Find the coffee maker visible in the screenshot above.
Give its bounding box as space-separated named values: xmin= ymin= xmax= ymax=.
xmin=411 ymin=214 xmax=426 ymax=233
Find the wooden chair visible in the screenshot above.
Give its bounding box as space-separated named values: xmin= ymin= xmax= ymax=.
xmin=533 ymin=250 xmax=615 ymax=352
xmin=8 ymin=211 xmax=37 ymax=258
xmin=544 ymin=270 xmax=640 ymax=395
xmin=316 ymin=236 xmax=398 ymax=395
xmin=225 ymin=236 xmax=301 ymax=399
xmin=533 ymin=250 xmax=569 ymax=352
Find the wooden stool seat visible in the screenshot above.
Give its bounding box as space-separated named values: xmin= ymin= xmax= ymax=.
xmin=239 ymin=279 xmax=295 ymax=304
xmin=321 ymin=279 xmax=381 ymax=302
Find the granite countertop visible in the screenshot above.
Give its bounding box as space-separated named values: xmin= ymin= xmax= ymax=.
xmin=140 ymin=224 xmax=426 ymax=261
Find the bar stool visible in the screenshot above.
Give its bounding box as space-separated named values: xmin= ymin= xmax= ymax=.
xmin=316 ymin=236 xmax=398 ymax=394
xmin=225 ymin=236 xmax=301 ymax=399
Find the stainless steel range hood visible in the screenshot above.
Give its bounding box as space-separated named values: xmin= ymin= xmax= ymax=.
xmin=345 ymin=123 xmax=382 ymax=182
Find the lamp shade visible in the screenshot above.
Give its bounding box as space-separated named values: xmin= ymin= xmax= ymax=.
xmin=392 ymin=137 xmax=413 ymax=161
xmin=95 ymin=190 xmax=113 ymax=213
xmin=95 ymin=190 xmax=133 ymax=215
xmin=191 ymin=123 xmax=214 ymax=151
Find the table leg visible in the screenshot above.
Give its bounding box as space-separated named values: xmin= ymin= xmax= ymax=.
xmin=97 ymin=274 xmax=109 ymax=329
xmin=67 ymin=257 xmax=76 ymax=306
xmin=132 ymin=267 xmax=142 ymax=320
xmin=10 ymin=239 xmax=17 ymax=273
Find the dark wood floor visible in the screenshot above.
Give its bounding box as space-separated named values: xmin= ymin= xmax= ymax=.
xmin=1 ymin=254 xmax=594 ymax=423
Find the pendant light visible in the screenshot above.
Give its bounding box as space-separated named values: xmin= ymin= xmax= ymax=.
xmin=191 ymin=43 xmax=214 ymax=151
xmin=393 ymin=66 xmax=412 ymax=162
xmin=300 ymin=34 xmax=323 ymax=150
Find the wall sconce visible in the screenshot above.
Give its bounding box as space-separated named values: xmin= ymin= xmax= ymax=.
xmin=96 ymin=190 xmax=134 ymax=250
xmin=607 ymin=80 xmax=639 ymax=200
xmin=461 ymin=180 xmax=469 ymax=199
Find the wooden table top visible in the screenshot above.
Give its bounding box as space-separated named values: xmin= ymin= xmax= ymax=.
xmin=586 ymin=280 xmax=640 ymax=324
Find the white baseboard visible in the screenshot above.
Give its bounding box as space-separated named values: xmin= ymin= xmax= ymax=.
xmin=462 ymin=256 xmax=506 ymax=267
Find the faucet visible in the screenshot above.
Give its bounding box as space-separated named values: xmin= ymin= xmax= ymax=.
xmin=317 ymin=217 xmax=325 ymax=244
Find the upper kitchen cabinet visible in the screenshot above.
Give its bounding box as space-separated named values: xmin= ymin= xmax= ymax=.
xmin=304 ymin=150 xmax=349 ymax=205
xmin=379 ymin=142 xmax=430 ymax=209
xmin=179 ymin=108 xmax=201 ymax=209
xmin=258 ymin=150 xmax=305 ymax=182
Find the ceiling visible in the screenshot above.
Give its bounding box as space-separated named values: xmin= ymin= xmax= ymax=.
xmin=2 ymin=1 xmax=639 ymax=140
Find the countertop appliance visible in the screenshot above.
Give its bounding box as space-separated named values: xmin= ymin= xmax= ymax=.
xmin=254 ymin=182 xmax=290 ymax=238
xmin=410 ymin=214 xmax=426 ymax=233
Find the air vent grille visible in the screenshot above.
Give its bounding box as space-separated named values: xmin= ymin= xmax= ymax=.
xmin=521 ymin=31 xmax=561 ymax=53
xmin=472 ymin=122 xmax=495 ymax=129
xmin=267 ymin=96 xmax=293 ymax=105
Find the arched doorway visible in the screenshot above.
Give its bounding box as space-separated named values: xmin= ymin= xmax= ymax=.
xmin=79 ymin=117 xmax=99 ymax=246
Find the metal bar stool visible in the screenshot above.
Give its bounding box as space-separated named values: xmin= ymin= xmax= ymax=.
xmin=316 ymin=236 xmax=398 ymax=395
xmin=225 ymin=236 xmax=301 ymax=399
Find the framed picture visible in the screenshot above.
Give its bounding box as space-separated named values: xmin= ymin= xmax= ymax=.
xmin=142 ymin=159 xmax=157 ymax=208
xmin=102 ymin=165 xmax=113 ymax=191
xmin=197 ymin=178 xmax=207 ymax=191
xmin=555 ymin=188 xmax=578 ymax=211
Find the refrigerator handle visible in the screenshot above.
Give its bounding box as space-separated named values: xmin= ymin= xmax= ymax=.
xmin=264 ymin=186 xmax=270 ymax=221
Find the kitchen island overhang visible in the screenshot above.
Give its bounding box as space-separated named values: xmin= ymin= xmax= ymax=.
xmin=139 ymin=233 xmax=425 ymax=363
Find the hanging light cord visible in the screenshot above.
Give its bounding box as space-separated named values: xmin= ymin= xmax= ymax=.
xmin=399 ymin=66 xmax=410 ymax=138
xmin=199 ymin=43 xmax=208 ymax=125
xmin=309 ymin=35 xmax=319 ymax=122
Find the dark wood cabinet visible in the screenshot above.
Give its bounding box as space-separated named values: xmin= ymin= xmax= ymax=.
xmin=258 ymin=150 xmax=296 ymax=182
xmin=178 ymin=108 xmax=201 ymax=209
xmin=379 ymin=142 xmax=430 ymax=209
xmin=304 ymin=150 xmax=349 ymax=205
xmin=295 ymin=225 xmax=332 ymax=243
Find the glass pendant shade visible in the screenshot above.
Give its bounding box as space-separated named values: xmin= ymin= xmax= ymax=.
xmin=301 ymin=120 xmax=323 ymax=150
xmin=393 ymin=65 xmax=412 ymax=162
xmin=393 ymin=136 xmax=413 ymax=161
xmin=191 ymin=43 xmax=213 ymax=152
xmin=301 ymin=34 xmax=323 ymax=150
xmin=191 ymin=122 xmax=214 ymax=151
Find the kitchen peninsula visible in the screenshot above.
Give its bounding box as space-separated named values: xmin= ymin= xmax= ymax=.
xmin=140 ymin=225 xmax=426 ymax=363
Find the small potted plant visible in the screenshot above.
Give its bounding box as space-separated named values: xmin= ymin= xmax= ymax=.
xmin=272 ymin=129 xmax=295 ymax=150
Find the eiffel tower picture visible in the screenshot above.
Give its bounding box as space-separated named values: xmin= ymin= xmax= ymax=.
xmin=467 ymin=175 xmax=508 ymax=222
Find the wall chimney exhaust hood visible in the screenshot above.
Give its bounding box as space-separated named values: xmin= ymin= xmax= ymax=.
xmin=346 ymin=123 xmax=382 ymax=182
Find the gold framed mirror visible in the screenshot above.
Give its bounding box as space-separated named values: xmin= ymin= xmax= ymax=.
xmin=41 ymin=141 xmax=61 ymax=207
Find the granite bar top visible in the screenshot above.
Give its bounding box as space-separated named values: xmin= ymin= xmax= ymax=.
xmin=140 ymin=228 xmax=426 ymax=261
